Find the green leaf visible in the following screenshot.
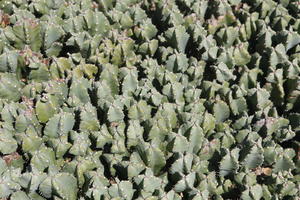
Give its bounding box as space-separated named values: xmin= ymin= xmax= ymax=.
xmin=29 ymin=65 xmax=50 ymax=82
xmin=82 ymin=10 xmax=110 ymax=36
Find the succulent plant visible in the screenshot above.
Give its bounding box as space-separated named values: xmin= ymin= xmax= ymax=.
xmin=0 ymin=0 xmax=299 ymax=199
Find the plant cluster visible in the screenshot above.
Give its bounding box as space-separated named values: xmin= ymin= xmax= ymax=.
xmin=0 ymin=0 xmax=299 ymax=199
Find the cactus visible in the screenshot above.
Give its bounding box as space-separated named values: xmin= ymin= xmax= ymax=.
xmin=0 ymin=49 xmax=24 ymax=76
xmin=128 ymin=100 xmax=152 ymax=121
xmin=42 ymin=23 xmax=64 ymax=56
xmin=242 ymin=142 xmax=264 ymax=169
xmin=22 ymin=134 xmax=43 ymax=153
xmin=0 ymin=168 xmax=22 ymax=198
xmin=233 ymin=43 xmax=251 ymax=66
xmin=165 ymin=25 xmax=189 ymax=53
xmin=35 ymin=100 xmax=56 ymax=123
xmin=80 ymin=103 xmax=100 ymax=131
xmin=273 ymin=154 xmax=295 ymax=173
xmin=70 ymin=78 xmax=92 ymax=104
xmin=53 ymin=173 xmax=78 ymax=200
xmin=107 ymin=103 xmax=124 ymax=122
xmin=69 ymin=131 xmax=91 ymax=156
xmin=0 ymin=73 xmax=22 ymax=102
xmin=213 ymin=101 xmax=230 ymax=124
xmin=0 ymin=129 xmax=18 ymax=154
xmin=0 ymin=0 xmax=299 ymax=199
xmin=219 ymin=149 xmax=239 ymax=177
xmin=30 ymin=147 xmax=56 ymax=171
xmin=108 ymin=180 xmax=135 ymax=200
xmin=4 ymin=18 xmax=42 ymax=51
xmin=121 ymin=68 xmax=138 ymax=94
xmin=44 ymin=112 xmax=75 ymax=138
xmin=166 ymin=52 xmax=189 ymax=73
xmin=241 ymin=184 xmax=263 ymax=200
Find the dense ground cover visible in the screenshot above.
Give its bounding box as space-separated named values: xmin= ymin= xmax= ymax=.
xmin=0 ymin=0 xmax=299 ymax=199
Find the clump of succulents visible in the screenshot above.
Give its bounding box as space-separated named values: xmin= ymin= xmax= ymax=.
xmin=0 ymin=0 xmax=299 ymax=199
